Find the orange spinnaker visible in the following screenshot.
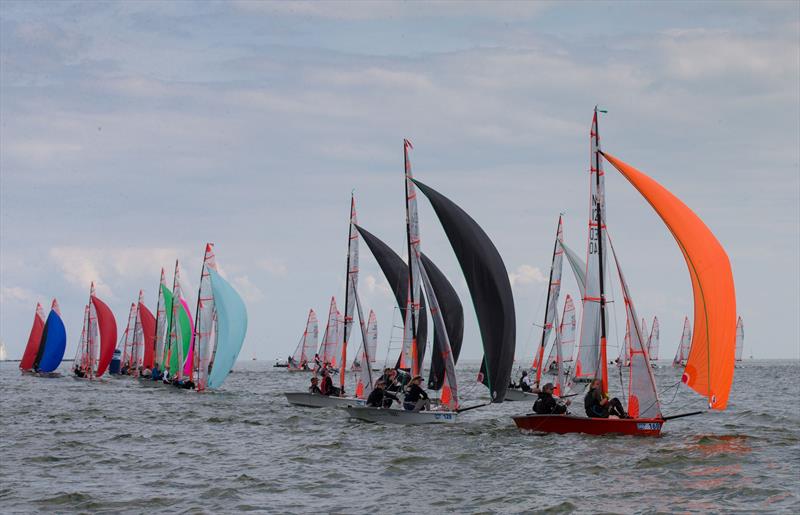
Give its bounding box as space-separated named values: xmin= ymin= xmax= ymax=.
xmin=603 ymin=152 xmax=736 ymax=410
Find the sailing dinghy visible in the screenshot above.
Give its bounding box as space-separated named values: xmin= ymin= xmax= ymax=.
xmin=673 ymin=317 xmax=692 ymax=367
xmin=19 ymin=303 xmax=46 ymax=375
xmin=734 ymin=316 xmax=744 ymax=365
xmin=21 ymin=299 xmax=67 ymax=377
xmin=513 ymin=109 xmax=737 ymax=436
xmin=286 ymin=195 xmax=371 ymax=408
xmin=73 ymin=283 xmax=118 ymax=380
xmin=347 ymin=140 xmax=514 ymax=424
xmin=288 ymin=309 xmax=318 ymax=372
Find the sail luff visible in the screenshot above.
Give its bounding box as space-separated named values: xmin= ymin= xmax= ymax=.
xmin=341 ymin=195 xmax=359 ymax=388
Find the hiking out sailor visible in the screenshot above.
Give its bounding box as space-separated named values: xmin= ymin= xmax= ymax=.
xmin=403 ymin=375 xmax=430 ymax=412
xmin=533 ymin=382 xmax=569 ymax=415
xmin=366 ymin=379 xmax=399 ymax=408
xmin=584 ymin=378 xmax=628 ymax=418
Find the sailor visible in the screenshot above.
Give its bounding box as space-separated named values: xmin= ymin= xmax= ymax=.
xmin=533 ymin=382 xmax=569 ymax=414
xmin=319 ymin=368 xmax=340 ymax=396
xmin=308 ymin=376 xmax=322 ymax=394
xmin=150 ymin=363 xmax=161 ymax=380
xmin=403 ymin=375 xmax=430 ymax=412
xmin=519 ymin=370 xmax=533 ymax=392
xmin=584 ymin=378 xmax=628 ymax=418
xmin=366 ymin=379 xmax=399 ymax=408
xmin=313 ymin=353 xmax=322 ymax=371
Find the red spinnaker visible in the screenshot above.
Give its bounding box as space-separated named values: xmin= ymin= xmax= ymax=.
xmin=92 ymin=295 xmax=118 ymax=377
xmin=139 ymin=302 xmax=156 ymax=368
xmin=19 ymin=304 xmax=45 ymax=370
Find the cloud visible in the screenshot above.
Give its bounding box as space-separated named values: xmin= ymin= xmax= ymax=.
xmin=509 ymin=265 xmax=547 ymax=287
xmin=48 ymin=246 xmax=182 ymax=299
xmin=0 ymin=286 xmax=40 ymax=305
xmin=231 ymin=275 xmax=264 ymax=302
xmin=364 ymin=274 xmax=393 ymax=296
xmin=256 ymin=258 xmax=288 ymax=277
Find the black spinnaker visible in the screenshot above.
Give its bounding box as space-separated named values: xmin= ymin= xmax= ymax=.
xmin=420 ymin=252 xmax=464 ymax=390
xmin=355 ymin=225 xmax=428 ymax=373
xmin=412 ymin=179 xmax=516 ymax=402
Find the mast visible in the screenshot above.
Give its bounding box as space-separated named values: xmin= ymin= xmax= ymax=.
xmin=403 ymin=138 xmax=420 ymax=375
xmin=534 ymin=215 xmax=563 ymax=387
xmin=340 ymin=194 xmax=357 ymax=389
xmin=165 ymin=260 xmax=179 ymax=376
xmin=593 ymin=106 xmax=610 ymax=393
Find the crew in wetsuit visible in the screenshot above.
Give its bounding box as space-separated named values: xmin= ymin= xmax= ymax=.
xmin=403 ymin=376 xmax=430 ymax=412
xmin=584 ymin=379 xmax=628 ymax=418
xmin=320 ymin=369 xmax=340 ymax=397
xmin=533 ymin=382 xmax=569 ymax=414
xmin=366 ymin=380 xmax=399 ymax=408
xmin=308 ymin=377 xmax=322 ymax=394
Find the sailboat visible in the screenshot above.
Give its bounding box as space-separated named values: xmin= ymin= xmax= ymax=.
xmin=648 ymin=316 xmax=660 ymax=367
xmin=734 ymin=316 xmax=744 ymax=365
xmin=673 ymin=317 xmax=692 ymax=367
xmin=20 ymin=299 xmax=67 ymax=377
xmin=118 ymin=291 xmax=156 ymax=377
xmin=347 ymin=140 xmax=514 ymax=424
xmin=19 ymin=303 xmax=46 ymax=374
xmin=513 ymin=109 xmax=737 ymax=436
xmin=161 ymin=261 xmax=195 ymax=384
xmin=285 ymin=195 xmax=373 ymax=408
xmin=351 ymin=310 xmax=377 ymax=373
xmin=188 ymin=243 xmax=248 ymax=391
xmin=507 ymin=217 xmax=565 ymax=401
xmin=288 ymin=309 xmax=318 ymax=372
xmin=73 ymin=283 xmax=118 ymax=380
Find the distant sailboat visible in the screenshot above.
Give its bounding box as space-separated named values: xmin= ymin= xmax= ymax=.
xmin=647 ymin=316 xmax=660 ymax=367
xmin=74 ymin=283 xmax=118 ymax=380
xmin=189 ymin=243 xmax=248 ymax=391
xmin=20 ymin=303 xmax=46 ymax=374
xmin=22 ymin=299 xmax=68 ymax=377
xmin=289 ymin=309 xmax=317 ymax=372
xmin=734 ymin=316 xmax=744 ymax=364
xmin=673 ymin=317 xmax=692 ymax=367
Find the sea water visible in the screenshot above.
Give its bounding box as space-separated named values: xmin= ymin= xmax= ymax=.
xmin=1 ymin=360 xmax=798 ymax=513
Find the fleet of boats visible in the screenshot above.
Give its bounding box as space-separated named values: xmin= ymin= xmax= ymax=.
xmin=14 ymin=110 xmax=745 ymax=436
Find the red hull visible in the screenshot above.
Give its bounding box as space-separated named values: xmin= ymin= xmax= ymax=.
xmin=512 ymin=414 xmax=664 ymax=437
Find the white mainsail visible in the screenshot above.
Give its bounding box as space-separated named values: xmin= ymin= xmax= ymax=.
xmin=292 ymin=309 xmax=318 ymax=368
xmin=121 ymin=302 xmax=137 ymax=369
xmin=88 ymin=282 xmax=99 ymax=377
xmin=154 ymin=267 xmax=168 ymax=370
xmin=545 ymin=294 xmax=576 ymax=373
xmin=575 ymin=110 xmax=608 ymax=381
xmin=341 ymin=194 xmax=359 ymax=385
xmin=533 ymin=216 xmax=564 ymax=387
xmin=131 ymin=291 xmax=146 ymax=374
xmin=194 ymin=244 xmax=218 ymax=390
xmin=647 ymin=316 xmax=660 ymax=361
xmin=402 ymin=139 xmax=423 ymax=375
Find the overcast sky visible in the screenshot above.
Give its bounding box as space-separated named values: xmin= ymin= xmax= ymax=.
xmin=1 ymin=1 xmax=798 ymax=364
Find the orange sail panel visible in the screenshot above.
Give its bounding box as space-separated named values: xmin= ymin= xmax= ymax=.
xmin=602 ymin=152 xmax=736 ymax=410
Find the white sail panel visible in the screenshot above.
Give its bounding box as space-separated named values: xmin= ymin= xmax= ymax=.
xmin=154 ymin=268 xmax=168 ymax=369
xmin=342 ymin=195 xmax=359 ymax=379
xmin=319 ymin=297 xmax=339 ymax=366
xmin=88 ymin=283 xmax=99 ymax=376
xmin=121 ymin=302 xmax=137 ymax=369
xmin=402 ymin=139 xmax=423 ymax=375
xmin=674 ymin=317 xmax=692 ymax=366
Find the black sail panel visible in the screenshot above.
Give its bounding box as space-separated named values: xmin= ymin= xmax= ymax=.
xmin=355 ymin=225 xmax=427 ymax=373
xmin=420 ymin=252 xmax=464 ymax=390
xmin=412 ymin=179 xmax=516 ymax=402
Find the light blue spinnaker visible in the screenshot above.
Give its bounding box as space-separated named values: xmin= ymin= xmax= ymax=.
xmin=207 ymin=268 xmax=248 ymax=389
xmin=37 ymin=310 xmax=67 ymax=373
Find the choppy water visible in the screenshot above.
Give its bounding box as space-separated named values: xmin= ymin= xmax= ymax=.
xmin=1 ymin=360 xmax=798 ymax=514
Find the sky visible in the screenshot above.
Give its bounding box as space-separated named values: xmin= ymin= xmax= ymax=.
xmin=1 ymin=0 xmax=798 ymax=364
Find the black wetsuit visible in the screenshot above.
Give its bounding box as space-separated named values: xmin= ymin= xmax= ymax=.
xmin=533 ymin=392 xmax=567 ymax=414
xmin=584 ymin=387 xmax=627 ymax=418
xmin=308 ymin=385 xmax=322 ymax=394
xmin=403 ymin=384 xmax=429 ymax=410
xmin=367 ymin=388 xmax=399 ymax=408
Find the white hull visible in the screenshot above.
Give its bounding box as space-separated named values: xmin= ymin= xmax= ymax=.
xmin=504 ymin=389 xmax=537 ymax=402
xmin=345 ymin=406 xmax=458 ymax=424
xmin=284 ymin=392 xmax=365 ymax=408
